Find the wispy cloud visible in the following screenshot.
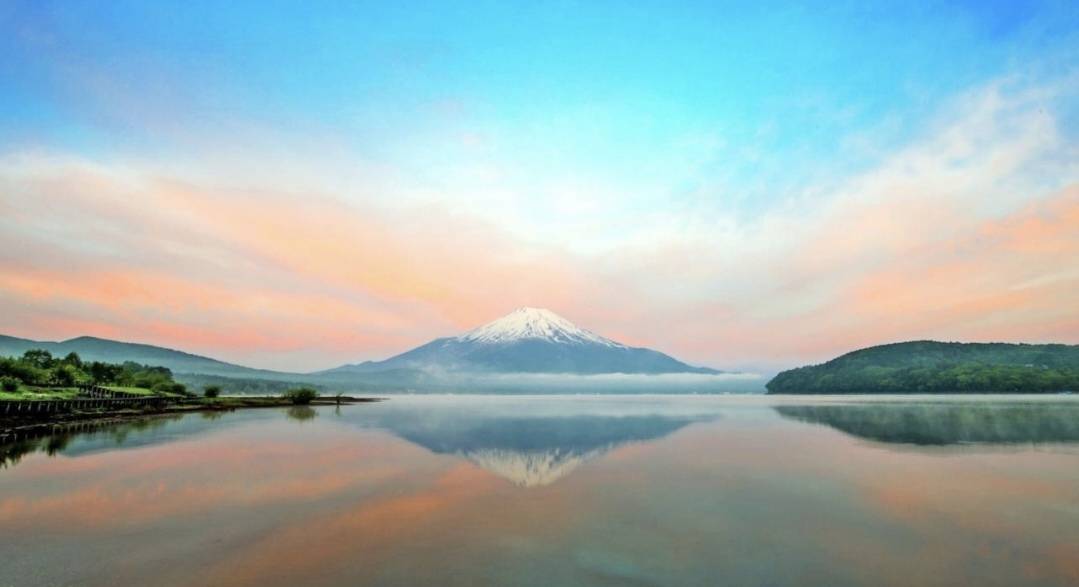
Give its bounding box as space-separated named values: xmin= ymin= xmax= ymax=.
xmin=1 ymin=51 xmax=1076 ymax=371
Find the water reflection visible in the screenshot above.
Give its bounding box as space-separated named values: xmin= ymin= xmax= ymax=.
xmin=0 ymin=399 xmax=719 ymax=486
xmin=774 ymin=401 xmax=1079 ymax=445
xmin=2 ymin=396 xmax=1079 ymax=587
xmin=1 ymin=416 xmax=183 ymax=468
xmin=0 ymin=409 xmax=280 ymax=467
xmin=343 ymin=398 xmax=717 ymax=486
xmin=286 ymin=406 xmax=318 ymax=422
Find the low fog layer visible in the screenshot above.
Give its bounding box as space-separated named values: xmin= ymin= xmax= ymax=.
xmin=324 ymin=369 xmax=769 ymax=394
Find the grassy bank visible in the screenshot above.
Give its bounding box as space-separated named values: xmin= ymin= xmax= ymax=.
xmin=1 ymin=393 xmax=381 ymax=434
xmin=0 ymin=385 xmax=184 ymax=401
xmin=185 ymin=395 xmax=380 ymax=410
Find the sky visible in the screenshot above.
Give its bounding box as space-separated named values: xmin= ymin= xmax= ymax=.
xmin=1 ymin=1 xmax=1078 ymax=373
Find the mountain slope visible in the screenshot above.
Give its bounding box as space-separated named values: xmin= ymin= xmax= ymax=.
xmin=0 ymin=307 xmax=730 ymax=391
xmin=766 ymin=341 xmax=1079 ymax=394
xmin=0 ymin=334 xmax=293 ymax=379
xmin=322 ymin=307 xmax=721 ymax=376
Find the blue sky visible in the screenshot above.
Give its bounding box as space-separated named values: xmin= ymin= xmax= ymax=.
xmin=1 ymin=1 xmax=1077 ymax=370
xmin=5 ymin=1 xmax=1073 ymax=189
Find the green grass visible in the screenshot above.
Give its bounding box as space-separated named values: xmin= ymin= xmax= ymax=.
xmin=103 ymin=386 xmax=186 ymax=398
xmin=103 ymin=386 xmax=157 ymax=396
xmin=0 ymin=386 xmax=81 ymax=401
xmin=0 ymin=385 xmax=168 ymax=401
xmin=193 ymin=396 xmax=292 ymax=408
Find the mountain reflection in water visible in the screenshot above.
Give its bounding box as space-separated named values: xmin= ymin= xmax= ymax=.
xmin=1 ymin=397 xmax=718 ymax=486
xmin=4 ymin=396 xmax=1079 ymax=587
xmin=341 ymin=398 xmax=716 ymax=486
xmin=774 ymin=401 xmax=1079 ymax=445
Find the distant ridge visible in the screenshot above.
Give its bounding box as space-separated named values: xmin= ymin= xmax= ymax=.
xmin=0 ymin=308 xmax=735 ymax=392
xmin=766 ymin=340 xmax=1079 ymax=394
xmin=0 ymin=334 xmax=292 ymax=379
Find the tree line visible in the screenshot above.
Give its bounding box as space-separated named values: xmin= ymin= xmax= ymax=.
xmin=767 ymin=341 xmax=1079 ymax=394
xmin=0 ymin=349 xmax=187 ymax=394
xmin=769 ymin=362 xmax=1079 ymax=394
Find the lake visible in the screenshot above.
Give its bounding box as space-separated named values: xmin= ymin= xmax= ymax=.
xmin=2 ymin=395 xmax=1078 ymax=586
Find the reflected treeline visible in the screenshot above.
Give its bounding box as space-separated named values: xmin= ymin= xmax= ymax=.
xmin=0 ymin=415 xmax=183 ymax=468
xmin=1 ymin=437 xmax=57 ymax=469
xmin=0 ymin=407 xmax=282 ymax=469
xmin=774 ymin=402 xmax=1079 ymax=445
xmin=286 ymin=406 xmax=318 ymax=422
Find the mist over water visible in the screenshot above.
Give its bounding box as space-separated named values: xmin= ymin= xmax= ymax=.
xmin=2 ymin=395 xmax=1078 ymax=587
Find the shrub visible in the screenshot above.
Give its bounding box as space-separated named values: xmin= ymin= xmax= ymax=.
xmin=0 ymin=377 xmax=17 ymax=392
xmin=152 ymin=381 xmax=187 ymax=395
xmin=50 ymin=364 xmax=80 ymax=387
xmin=203 ymin=385 xmax=221 ymax=399
xmin=283 ymin=387 xmax=319 ymax=405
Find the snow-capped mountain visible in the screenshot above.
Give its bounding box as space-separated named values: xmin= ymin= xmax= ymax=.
xmin=460 ymin=307 xmax=623 ymax=347
xmin=325 ymin=307 xmax=721 ymax=376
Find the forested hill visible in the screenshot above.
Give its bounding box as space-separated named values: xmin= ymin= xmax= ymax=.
xmin=0 ymin=335 xmax=291 ymax=379
xmin=766 ymin=341 xmax=1079 ymax=394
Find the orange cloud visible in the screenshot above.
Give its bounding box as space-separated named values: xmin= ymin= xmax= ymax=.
xmin=1 ymin=123 xmax=1076 ymax=373
xmin=838 ymin=186 xmax=1079 ymax=340
xmin=0 ymin=157 xmax=604 ymax=369
xmin=622 ymin=185 xmax=1079 ymax=367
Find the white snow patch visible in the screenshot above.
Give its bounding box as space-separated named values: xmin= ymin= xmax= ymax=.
xmin=459 ymin=307 xmax=624 ymax=347
xmin=461 ymin=447 xmax=600 ymax=487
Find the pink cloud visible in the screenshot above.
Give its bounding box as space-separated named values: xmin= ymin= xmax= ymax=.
xmin=0 ymin=77 xmax=1076 ymax=372
xmin=0 ymin=156 xmax=604 ymax=369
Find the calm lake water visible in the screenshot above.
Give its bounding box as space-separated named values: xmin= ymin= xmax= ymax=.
xmin=2 ymin=395 xmax=1079 ymax=587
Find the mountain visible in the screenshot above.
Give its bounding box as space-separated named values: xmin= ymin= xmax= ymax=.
xmin=0 ymin=334 xmax=295 ymax=380
xmin=0 ymin=308 xmax=740 ymax=393
xmin=766 ymin=341 xmax=1079 ymax=394
xmin=321 ymin=307 xmax=721 ymax=376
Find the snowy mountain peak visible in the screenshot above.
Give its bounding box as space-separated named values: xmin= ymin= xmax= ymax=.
xmin=459 ymin=307 xmax=624 ymax=347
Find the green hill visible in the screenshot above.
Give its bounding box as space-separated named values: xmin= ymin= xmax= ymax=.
xmin=766 ymin=341 xmax=1079 ymax=394
xmin=0 ymin=335 xmax=296 ymax=380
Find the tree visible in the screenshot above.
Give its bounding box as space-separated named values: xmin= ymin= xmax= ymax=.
xmin=203 ymin=385 xmax=221 ymax=399
xmin=0 ymin=377 xmax=17 ymax=392
xmin=22 ymin=349 xmax=54 ymax=370
xmin=50 ymin=364 xmax=79 ymax=387
xmin=283 ymin=387 xmax=319 ymax=405
xmin=61 ymin=352 xmax=83 ymax=368
xmin=89 ymin=361 xmax=122 ymax=384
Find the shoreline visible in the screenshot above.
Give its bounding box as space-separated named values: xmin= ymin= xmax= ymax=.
xmin=0 ymin=396 xmax=384 ymax=437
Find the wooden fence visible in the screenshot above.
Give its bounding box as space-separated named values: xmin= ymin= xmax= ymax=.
xmin=2 ymin=396 xmax=169 ymax=415
xmin=76 ymin=384 xmax=148 ymax=399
